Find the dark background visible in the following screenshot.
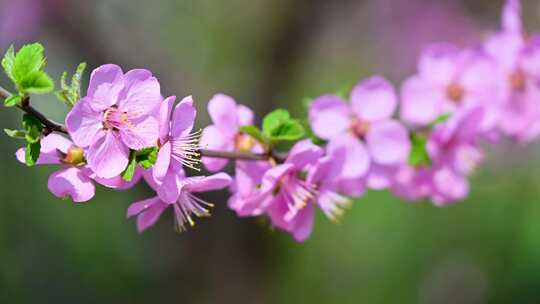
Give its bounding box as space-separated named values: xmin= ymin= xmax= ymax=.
xmin=1 ymin=0 xmax=540 ymax=303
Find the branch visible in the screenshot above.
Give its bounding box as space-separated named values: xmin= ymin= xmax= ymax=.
xmin=0 ymin=85 xmax=273 ymax=161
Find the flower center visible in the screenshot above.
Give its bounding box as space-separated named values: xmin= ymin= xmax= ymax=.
xmin=509 ymin=68 xmax=527 ymax=92
xmin=351 ymin=119 xmax=370 ymax=138
xmin=103 ymin=107 xmax=130 ymax=130
xmin=234 ymin=133 xmax=256 ymax=152
xmin=279 ymin=173 xmax=318 ymax=221
xmin=446 ymin=83 xmax=465 ymax=103
xmin=63 ymin=146 xmax=85 ymax=166
xmin=173 ymin=191 xmax=214 ymax=233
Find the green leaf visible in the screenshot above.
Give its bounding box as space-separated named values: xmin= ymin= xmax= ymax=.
xmin=4 ymin=94 xmax=22 ymax=107
xmin=431 ymin=113 xmax=452 ymax=127
xmin=19 ymin=71 xmax=54 ymax=94
xmin=136 ymin=147 xmax=158 ymax=169
xmin=12 ymin=43 xmax=45 ymax=83
xmin=408 ymin=132 xmax=431 ymax=167
xmin=25 ymin=141 xmax=41 ymax=167
xmin=1 ymin=45 xmax=15 ymax=81
xmin=121 ymin=152 xmax=137 ymax=181
xmin=4 ymin=128 xmax=26 ymax=139
xmin=22 ymin=114 xmax=43 ymax=143
xmin=267 ymin=120 xmax=305 ymax=141
xmin=239 ymin=125 xmax=267 ymax=144
xmin=262 ymin=109 xmax=290 ymax=137
xmin=56 ymin=62 xmax=86 ymax=106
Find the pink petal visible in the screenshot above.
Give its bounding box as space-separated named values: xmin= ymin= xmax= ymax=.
xmin=153 ymin=141 xmax=171 ymax=182
xmin=200 ymin=125 xmax=232 ymax=172
xmin=126 ymin=197 xmax=168 ymax=232
xmin=326 ymin=133 xmax=370 ymax=179
xmin=502 ymin=0 xmax=522 ymax=33
xmin=184 ymin=172 xmax=232 ymax=193
xmin=418 ymin=43 xmax=460 ymax=86
xmin=171 ymin=95 xmax=196 ymax=139
xmin=366 ymin=120 xmax=411 ymax=165
xmin=234 ymin=160 xmax=271 ymax=195
xmin=16 ymin=134 xmax=73 ymax=165
xmin=118 ymin=74 xmax=161 ymax=118
xmin=207 ymin=94 xmax=239 ymax=138
xmin=92 ymin=167 xmax=143 ymax=190
xmin=400 ymin=75 xmax=442 ymax=126
xmin=65 ymin=97 xmax=104 ymax=148
xmin=120 ymin=115 xmax=159 ymax=150
xmin=432 ymin=167 xmax=469 ymax=205
xmin=484 ymin=32 xmax=522 ymax=71
xmin=87 ymin=131 xmax=130 ymax=179
xmin=158 ymin=96 xmax=177 ymax=142
xmin=350 ymin=76 xmax=397 ymax=121
xmin=87 ymin=64 xmax=124 ymax=111
xmin=48 ymin=167 xmax=95 ymax=203
xmin=308 ymin=95 xmax=351 ymax=140
xmin=285 ymin=139 xmax=323 ymax=169
xmin=155 ymin=168 xmax=184 ymax=203
xmin=237 ymin=104 xmax=254 ymax=126
xmin=290 ymin=204 xmax=314 ymax=242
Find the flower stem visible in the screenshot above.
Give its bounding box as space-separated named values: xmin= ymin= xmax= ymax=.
xmin=0 ymin=85 xmax=274 ymax=161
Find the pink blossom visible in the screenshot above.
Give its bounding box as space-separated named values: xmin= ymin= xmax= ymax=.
xmin=65 ymin=64 xmax=162 ymax=179
xmin=309 ymin=76 xmax=410 ymax=192
xmin=234 ymin=140 xmax=351 ymax=242
xmin=149 ymin=95 xmax=202 ymax=203
xmin=199 ymin=94 xmax=257 ymax=171
xmin=400 ymin=44 xmax=501 ymax=133
xmin=127 ymin=173 xmax=232 ymax=233
xmin=16 ymin=134 xmax=140 ymax=203
xmin=483 ymin=0 xmax=540 ymax=143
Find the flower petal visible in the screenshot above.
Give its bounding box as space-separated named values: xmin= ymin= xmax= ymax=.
xmin=326 ymin=133 xmax=370 ymax=179
xmin=171 ymin=95 xmax=196 ymax=139
xmin=87 ymin=64 xmax=124 ymax=111
xmin=418 ymin=43 xmax=460 ymax=86
xmin=158 ymin=96 xmax=176 ymax=142
xmin=87 ymin=130 xmax=130 ymax=179
xmin=65 ymin=97 xmax=104 ymax=148
xmin=400 ymin=75 xmax=442 ymax=126
xmin=350 ymin=76 xmax=397 ymax=121
xmin=502 ymin=0 xmax=522 ymax=33
xmin=127 ymin=196 xmax=168 ymax=233
xmin=48 ymin=167 xmax=95 ymax=203
xmin=184 ymin=172 xmax=232 ymax=193
xmin=207 ymin=94 xmax=239 ymax=138
xmin=153 ymin=141 xmax=172 ymax=182
xmin=118 ymin=74 xmax=161 ymax=118
xmin=200 ymin=125 xmax=232 ymax=172
xmin=308 ymin=95 xmax=351 ymax=140
xmin=237 ymin=104 xmax=254 ymax=126
xmin=366 ymin=120 xmax=411 ymax=165
xmin=285 ymin=139 xmax=324 ymax=169
xmin=120 ymin=115 xmax=159 ymax=150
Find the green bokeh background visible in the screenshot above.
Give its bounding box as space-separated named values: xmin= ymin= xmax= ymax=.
xmin=1 ymin=0 xmax=540 ymax=303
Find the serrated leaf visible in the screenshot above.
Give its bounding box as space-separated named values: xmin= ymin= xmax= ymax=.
xmin=239 ymin=125 xmax=267 ymax=144
xmin=71 ymin=62 xmax=86 ymax=100
xmin=4 ymin=94 xmax=21 ymax=107
xmin=19 ymin=71 xmax=54 ymax=94
xmin=408 ymin=132 xmax=431 ymax=167
xmin=56 ymin=62 xmax=86 ymax=106
xmin=122 ymin=152 xmax=137 ymax=181
xmin=22 ymin=114 xmax=43 ymax=143
xmin=136 ymin=147 xmax=158 ymax=169
xmin=262 ymin=109 xmax=290 ymax=137
xmin=12 ymin=43 xmax=45 ymax=83
xmin=1 ymin=45 xmax=15 ymax=81
xmin=4 ymin=128 xmax=26 ymax=139
xmin=25 ymin=141 xmax=41 ymax=167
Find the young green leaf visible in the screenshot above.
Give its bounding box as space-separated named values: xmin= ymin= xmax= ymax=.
xmin=267 ymin=120 xmax=305 ymax=141
xmin=136 ymin=147 xmax=158 ymax=169
xmin=19 ymin=71 xmax=54 ymax=94
xmin=56 ymin=62 xmax=86 ymax=106
xmin=238 ymin=125 xmax=267 ymax=144
xmin=262 ymin=109 xmax=290 ymax=137
xmin=25 ymin=141 xmax=41 ymax=167
xmin=4 ymin=128 xmax=26 ymax=139
xmin=122 ymin=152 xmax=137 ymax=181
xmin=12 ymin=43 xmax=45 ymax=83
xmin=430 ymin=113 xmax=452 ymax=128
xmin=408 ymin=132 xmax=431 ymax=167
xmin=4 ymin=94 xmax=22 ymax=107
xmin=1 ymin=45 xmax=15 ymax=81
xmin=22 ymin=114 xmax=43 ymax=143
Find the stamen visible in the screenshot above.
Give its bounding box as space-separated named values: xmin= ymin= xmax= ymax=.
xmin=173 ymin=192 xmax=214 ymax=233
xmin=280 ymin=174 xmax=319 ymax=222
xmin=170 ymin=129 xmax=203 ymax=171
xmin=351 ymin=119 xmax=370 ymax=138
xmin=319 ymin=192 xmax=352 ymax=223
xmin=103 ymin=107 xmax=130 ymax=130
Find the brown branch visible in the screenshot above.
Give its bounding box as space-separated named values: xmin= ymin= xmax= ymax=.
xmin=0 ymin=85 xmax=275 ymax=161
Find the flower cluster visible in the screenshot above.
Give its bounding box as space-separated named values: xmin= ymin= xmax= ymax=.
xmin=4 ymin=0 xmax=540 ymax=242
